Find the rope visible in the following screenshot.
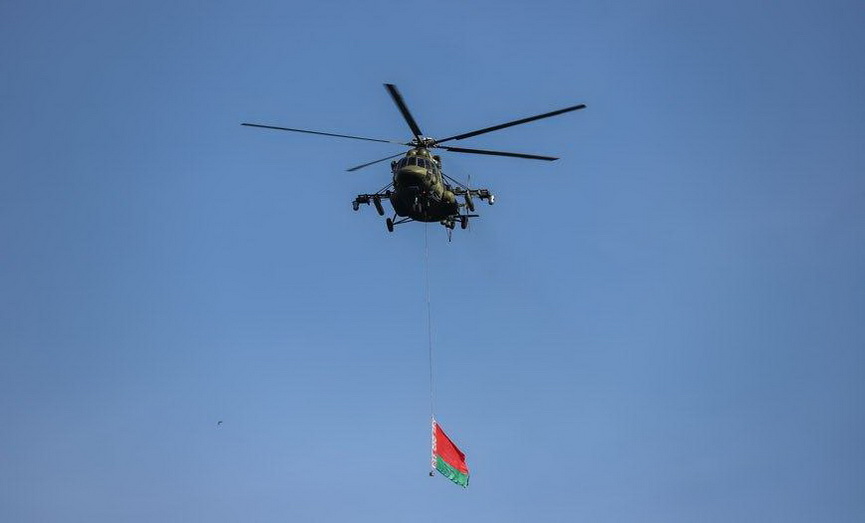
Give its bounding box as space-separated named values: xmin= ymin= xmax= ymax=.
xmin=424 ymin=224 xmax=435 ymax=419
xmin=424 ymin=224 xmax=437 ymax=476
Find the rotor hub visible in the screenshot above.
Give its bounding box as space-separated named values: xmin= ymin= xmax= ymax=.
xmin=411 ymin=136 xmax=437 ymax=148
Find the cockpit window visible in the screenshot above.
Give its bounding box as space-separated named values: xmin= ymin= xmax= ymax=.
xmin=396 ymin=156 xmax=438 ymax=172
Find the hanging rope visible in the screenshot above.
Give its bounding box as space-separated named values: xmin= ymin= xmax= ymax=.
xmin=424 ymin=224 xmax=436 ymax=420
xmin=425 ymin=224 xmax=439 ymax=477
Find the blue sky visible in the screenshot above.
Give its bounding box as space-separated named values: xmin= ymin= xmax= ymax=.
xmin=2 ymin=1 xmax=864 ymax=521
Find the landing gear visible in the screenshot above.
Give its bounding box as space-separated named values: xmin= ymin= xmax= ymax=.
xmin=384 ymin=215 xmax=414 ymax=233
xmin=352 ymin=201 xmax=360 ymax=211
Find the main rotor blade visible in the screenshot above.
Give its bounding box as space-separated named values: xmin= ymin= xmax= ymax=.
xmin=384 ymin=84 xmax=424 ymax=140
xmin=346 ymin=151 xmax=406 ymax=172
xmin=434 ymin=103 xmax=586 ymax=144
xmin=437 ymin=145 xmax=558 ymax=161
xmin=241 ymin=123 xmax=408 ymax=145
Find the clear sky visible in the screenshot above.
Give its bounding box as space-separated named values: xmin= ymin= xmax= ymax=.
xmin=2 ymin=1 xmax=864 ymax=521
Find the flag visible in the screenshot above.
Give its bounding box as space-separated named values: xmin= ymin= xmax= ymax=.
xmin=432 ymin=419 xmax=469 ymax=487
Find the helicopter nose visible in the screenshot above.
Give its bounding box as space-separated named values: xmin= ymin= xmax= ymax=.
xmin=395 ymin=166 xmax=426 ymax=187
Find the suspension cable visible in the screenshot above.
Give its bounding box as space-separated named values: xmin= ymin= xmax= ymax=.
xmin=424 ymin=224 xmax=436 ymax=420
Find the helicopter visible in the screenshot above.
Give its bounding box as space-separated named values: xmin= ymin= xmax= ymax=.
xmin=242 ymin=84 xmax=585 ymax=234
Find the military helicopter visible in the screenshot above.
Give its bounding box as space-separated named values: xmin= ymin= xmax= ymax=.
xmin=242 ymin=84 xmax=585 ymax=234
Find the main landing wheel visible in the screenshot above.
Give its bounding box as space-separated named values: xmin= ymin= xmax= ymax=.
xmin=386 ymin=218 xmax=394 ymax=232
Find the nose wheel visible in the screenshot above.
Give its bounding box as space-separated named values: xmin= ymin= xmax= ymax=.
xmin=385 ymin=215 xmax=413 ymax=233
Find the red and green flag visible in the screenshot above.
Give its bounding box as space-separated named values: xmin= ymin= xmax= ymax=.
xmin=432 ymin=419 xmax=469 ymax=487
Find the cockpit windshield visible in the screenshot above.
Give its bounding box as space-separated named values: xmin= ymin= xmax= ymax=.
xmin=396 ymin=156 xmax=438 ymax=172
